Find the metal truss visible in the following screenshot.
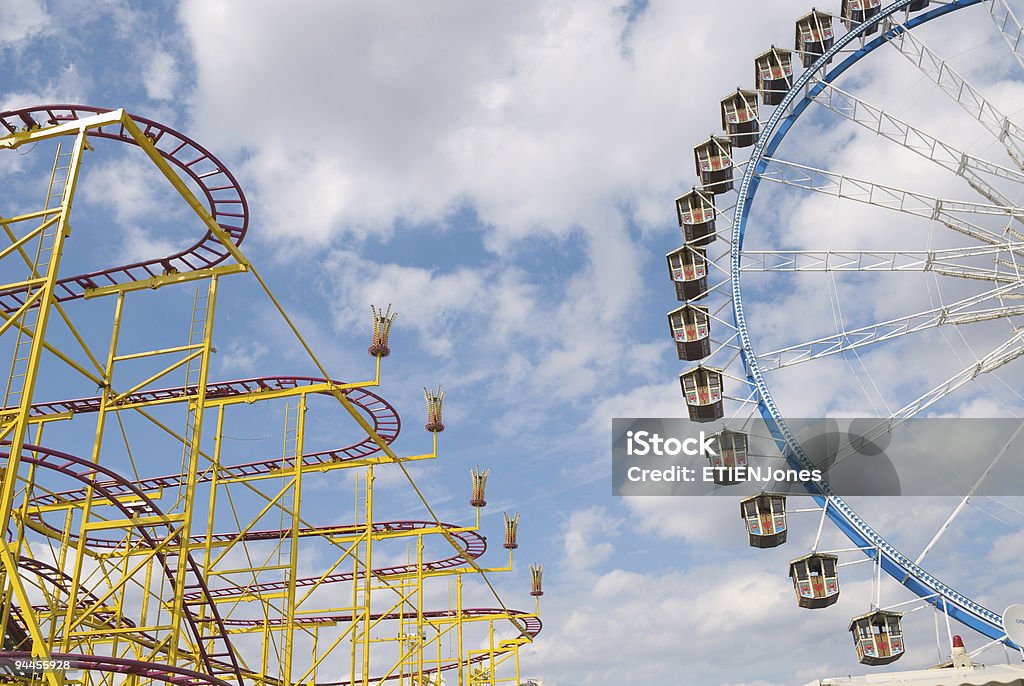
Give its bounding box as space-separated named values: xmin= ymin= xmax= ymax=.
xmin=758 ymin=156 xmax=1016 ymax=245
xmin=988 ymin=0 xmax=1024 ymax=75
xmin=885 ymin=14 xmax=1024 ymax=168
xmin=755 ymin=281 xmax=1024 ymax=370
xmin=809 ymin=80 xmax=1024 ymax=206
xmin=892 ymin=329 xmax=1024 ymax=419
xmin=740 ymin=243 xmax=1024 ymax=278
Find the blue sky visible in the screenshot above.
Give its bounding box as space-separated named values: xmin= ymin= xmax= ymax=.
xmin=6 ymin=1 xmax=1024 ymax=685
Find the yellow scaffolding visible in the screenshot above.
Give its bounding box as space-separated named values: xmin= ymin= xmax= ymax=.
xmin=0 ymin=106 xmax=540 ymax=686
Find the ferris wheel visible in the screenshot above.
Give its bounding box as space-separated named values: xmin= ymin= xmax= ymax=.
xmin=667 ymin=0 xmax=1024 ymax=668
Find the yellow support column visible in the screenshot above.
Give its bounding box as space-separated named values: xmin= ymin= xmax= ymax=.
xmin=283 ymin=396 xmax=307 ymax=683
xmin=457 ymin=573 xmax=464 ymax=686
xmin=59 ymin=290 xmax=124 ymax=654
xmin=168 ymin=275 xmax=219 ymax=666
xmin=417 ymin=534 xmax=425 ymax=685
xmin=362 ymin=465 xmax=375 ymax=686
xmin=0 ymin=127 xmax=88 ymax=686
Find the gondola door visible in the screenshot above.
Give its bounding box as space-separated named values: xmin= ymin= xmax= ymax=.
xmin=697 ymin=382 xmax=710 ymax=405
xmin=877 ymin=631 xmax=891 ymax=658
xmin=723 ymin=448 xmax=735 ymax=469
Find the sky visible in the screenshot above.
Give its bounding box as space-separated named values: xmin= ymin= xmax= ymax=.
xmin=5 ymin=1 xmax=1024 ymax=685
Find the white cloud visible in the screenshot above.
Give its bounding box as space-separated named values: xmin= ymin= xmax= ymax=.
xmin=178 ymin=0 xmax=820 ymax=246
xmin=115 ymin=224 xmax=187 ymax=264
xmin=324 ymin=249 xmax=494 ymax=357
xmin=218 ymin=339 xmax=270 ymax=376
xmin=80 ymin=155 xmax=178 ymax=224
xmin=144 ymin=50 xmax=180 ymax=101
xmin=988 ymin=529 xmax=1024 ymax=563
xmin=0 ymin=0 xmax=48 ymax=45
xmin=586 ymin=382 xmax=684 ymax=433
xmin=523 ymin=557 xmax=833 ymax=685
xmin=561 ymin=506 xmax=621 ymax=573
xmin=322 ymin=244 xmax=656 ymax=422
xmin=625 ymin=496 xmax=744 ymax=547
xmin=0 ymin=65 xmax=87 ymax=113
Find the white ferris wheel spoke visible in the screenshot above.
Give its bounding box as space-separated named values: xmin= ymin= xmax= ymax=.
xmin=755 ymin=280 xmax=1024 ymax=371
xmin=740 ymin=244 xmax=1024 ymax=280
xmin=892 ymin=329 xmax=1024 ymax=420
xmin=886 ymin=19 xmax=1024 ymax=169
xmin=822 ymin=332 xmax=1024 ymax=475
xmin=988 ymin=0 xmax=1024 ymax=76
xmin=758 ymin=156 xmax=1018 ymax=245
xmin=913 ymin=421 xmax=1024 ymax=567
xmin=810 ymin=80 xmax=1024 ymax=206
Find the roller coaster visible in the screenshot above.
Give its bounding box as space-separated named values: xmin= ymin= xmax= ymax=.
xmin=0 ymin=105 xmax=541 ymax=686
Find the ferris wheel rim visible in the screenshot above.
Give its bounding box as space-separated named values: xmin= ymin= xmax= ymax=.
xmin=728 ymin=0 xmax=1011 ymax=643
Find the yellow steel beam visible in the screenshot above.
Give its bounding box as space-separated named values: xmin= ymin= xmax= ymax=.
xmin=0 ymin=305 xmax=104 ymax=387
xmin=283 ymin=396 xmax=306 ymax=682
xmin=65 ymin=522 xmax=185 ymax=634
xmin=0 ymin=109 xmax=123 ymax=149
xmin=6 ymin=377 xmax=387 ymax=438
xmin=0 ymin=275 xmax=47 ymax=292
xmin=288 ymin=613 xmax=361 ymax=680
xmin=108 ymin=350 xmax=202 ymax=405
xmin=213 ymin=591 xmax=287 ymax=605
xmin=0 ymin=288 xmax=46 ymax=338
xmin=347 ymin=586 xmax=427 ymax=685
xmin=0 ymin=217 xmax=52 ymax=264
xmin=0 ymin=215 xmax=106 ymax=385
xmin=68 ymin=624 xmax=176 ymax=638
xmin=84 ymin=264 xmax=249 ymax=300
xmin=361 ymin=466 xmax=374 ymax=684
xmin=113 ymin=343 xmax=204 ymax=363
xmin=29 ymin=488 xmax=162 ymax=515
xmin=206 ymin=476 xmax=297 ymax=570
xmin=208 ymin=564 xmax=291 ymax=576
xmin=119 ymin=115 xmax=248 ymax=267
xmin=128 ymin=406 xmax=379 ymax=562
xmin=82 ymin=513 xmax=186 ymax=532
xmin=0 ymin=208 xmax=62 ymax=224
